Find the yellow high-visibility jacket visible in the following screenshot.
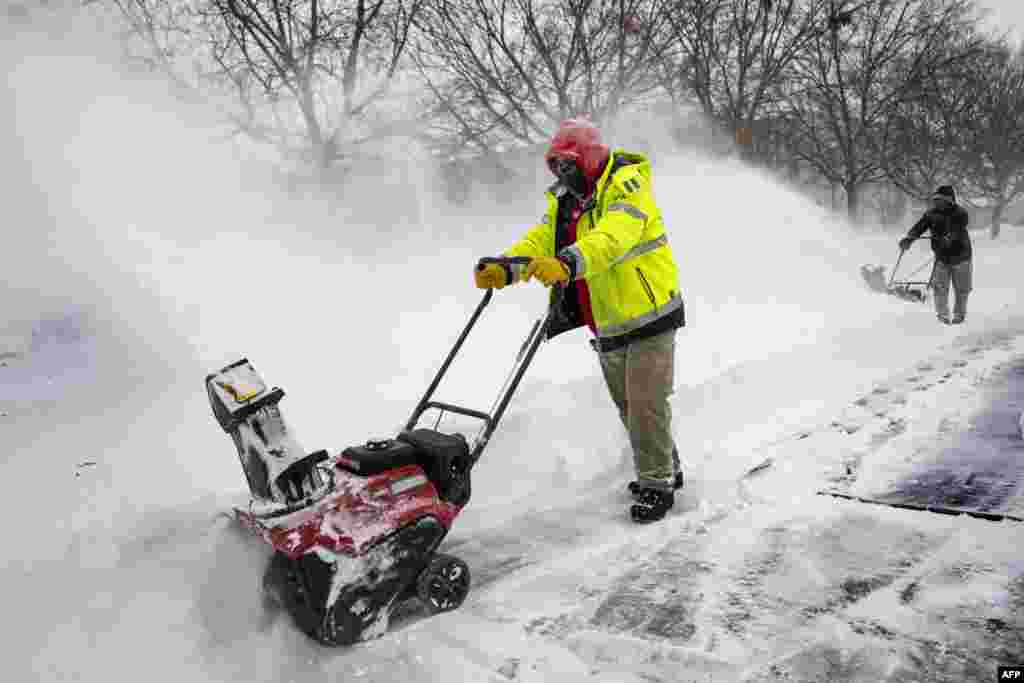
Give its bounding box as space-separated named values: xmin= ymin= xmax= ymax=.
xmin=504 ymin=150 xmax=683 ymax=341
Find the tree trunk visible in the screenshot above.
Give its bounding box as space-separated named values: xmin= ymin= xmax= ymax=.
xmin=882 ymin=185 xmax=908 ymax=226
xmin=735 ymin=123 xmax=754 ymax=161
xmin=845 ymin=182 xmax=859 ymax=222
xmin=990 ymin=203 xmax=1004 ymax=239
xmin=297 ymin=81 xmax=328 ymax=170
xmin=787 ymin=156 xmax=800 ymax=182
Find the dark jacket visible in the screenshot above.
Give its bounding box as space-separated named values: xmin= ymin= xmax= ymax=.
xmin=907 ymin=204 xmax=971 ymax=265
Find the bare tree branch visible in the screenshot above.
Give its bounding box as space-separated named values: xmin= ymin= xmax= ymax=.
xmin=108 ymin=0 xmax=425 ymax=170
xmin=412 ymin=0 xmax=674 ymax=155
xmin=780 ymin=0 xmax=979 ymax=220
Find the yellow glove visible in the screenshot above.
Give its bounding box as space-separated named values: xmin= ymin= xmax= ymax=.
xmin=524 ymin=256 xmax=570 ymax=287
xmin=474 ymin=262 xmax=510 ymax=289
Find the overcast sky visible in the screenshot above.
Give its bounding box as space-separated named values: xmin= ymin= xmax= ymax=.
xmin=976 ymin=0 xmax=1024 ymax=43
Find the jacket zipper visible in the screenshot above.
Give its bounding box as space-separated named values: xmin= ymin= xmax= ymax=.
xmin=636 ymin=267 xmax=657 ymax=310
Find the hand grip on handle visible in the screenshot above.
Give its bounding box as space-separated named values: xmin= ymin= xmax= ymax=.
xmin=476 ymin=256 xmax=533 ymax=272
xmin=476 ymin=256 xmax=566 ymax=305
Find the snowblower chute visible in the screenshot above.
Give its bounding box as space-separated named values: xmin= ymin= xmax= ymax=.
xmin=205 ymin=359 xmax=330 ymax=506
xmin=205 ymin=257 xmax=556 ymax=645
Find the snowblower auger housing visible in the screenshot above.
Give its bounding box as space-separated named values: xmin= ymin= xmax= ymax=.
xmin=206 ymin=262 xmax=557 ymax=646
xmin=861 ymin=242 xmax=934 ymax=304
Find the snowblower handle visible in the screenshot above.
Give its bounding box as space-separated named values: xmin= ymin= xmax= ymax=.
xmin=405 ymin=260 xmax=565 ymax=467
xmin=889 ymin=249 xmax=906 ymax=289
xmin=475 ymin=257 xmax=567 ymax=308
xmin=476 ymin=256 xmax=532 ymax=271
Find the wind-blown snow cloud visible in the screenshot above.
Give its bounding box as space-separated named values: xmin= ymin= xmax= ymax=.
xmin=5 ymin=7 xmax=1024 ymax=683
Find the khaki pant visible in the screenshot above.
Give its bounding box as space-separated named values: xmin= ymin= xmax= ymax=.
xmin=932 ymin=260 xmax=972 ymax=320
xmin=598 ymin=330 xmax=679 ymax=491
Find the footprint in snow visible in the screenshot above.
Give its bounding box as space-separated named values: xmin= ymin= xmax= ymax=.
xmin=899 ymin=581 xmax=920 ymax=604
xmin=497 ymin=659 xmax=520 ymax=680
xmin=830 ymin=421 xmax=861 ymax=435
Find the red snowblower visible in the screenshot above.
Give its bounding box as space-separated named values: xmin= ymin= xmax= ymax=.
xmin=206 ymin=257 xmax=555 ymax=645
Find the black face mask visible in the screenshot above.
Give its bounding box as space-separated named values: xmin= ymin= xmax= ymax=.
xmin=551 ymin=157 xmax=588 ymax=201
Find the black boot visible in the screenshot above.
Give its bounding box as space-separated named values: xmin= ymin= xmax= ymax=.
xmin=630 ymin=488 xmax=675 ymax=523
xmin=628 ymin=471 xmax=683 ymax=497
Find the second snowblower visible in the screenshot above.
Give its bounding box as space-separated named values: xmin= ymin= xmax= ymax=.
xmin=861 ymin=239 xmax=934 ymax=303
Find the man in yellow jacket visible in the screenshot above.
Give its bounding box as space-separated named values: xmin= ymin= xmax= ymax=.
xmin=474 ymin=118 xmax=685 ymax=523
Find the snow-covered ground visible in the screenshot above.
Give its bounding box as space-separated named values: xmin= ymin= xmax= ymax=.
xmin=4 ymin=14 xmax=1023 ymax=683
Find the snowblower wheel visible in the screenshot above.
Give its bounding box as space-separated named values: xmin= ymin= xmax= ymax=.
xmin=262 ymin=552 xmax=303 ymax=609
xmin=416 ymin=553 xmax=470 ymax=614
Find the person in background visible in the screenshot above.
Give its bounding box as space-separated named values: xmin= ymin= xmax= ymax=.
xmin=899 ymin=185 xmax=972 ymax=324
xmin=473 ymin=118 xmax=686 ymax=523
